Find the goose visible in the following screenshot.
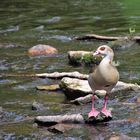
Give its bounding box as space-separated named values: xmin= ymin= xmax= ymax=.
xmin=88 ymin=45 xmax=119 ymax=118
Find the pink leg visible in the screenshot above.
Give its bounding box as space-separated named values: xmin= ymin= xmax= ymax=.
xmin=88 ymin=95 xmax=100 ymax=118
xmin=101 ymin=95 xmax=112 ymax=117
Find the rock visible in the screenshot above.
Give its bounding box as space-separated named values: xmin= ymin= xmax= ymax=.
xmin=35 ymin=113 xmax=112 ymax=126
xmin=36 ymin=71 xmax=88 ymax=79
xmin=0 ymin=106 xmax=3 ymax=113
xmin=35 ymin=114 xmax=84 ymax=125
xmin=70 ymin=94 xmax=95 ymax=105
xmin=28 ymin=44 xmax=58 ymax=56
xmin=3 ymin=133 xmax=16 ymax=140
xmin=60 ymin=77 xmax=91 ymax=100
xmin=109 ymin=133 xmax=133 ymax=140
xmin=47 ymin=127 xmax=63 ymax=134
xmin=32 ymin=101 xmax=45 ymax=111
xmin=136 ymin=96 xmax=140 ymax=103
xmin=0 ymin=43 xmax=22 ymax=48
xmin=0 ymin=106 xmax=3 ymax=119
xmin=68 ymin=51 xmax=101 ymax=65
xmin=68 ymin=51 xmax=119 ymax=67
xmin=36 ymin=84 xmax=60 ymax=91
xmin=60 ymin=77 xmax=140 ymax=100
xmin=47 ymin=123 xmax=80 ymax=134
xmin=109 ymin=38 xmax=136 ymax=50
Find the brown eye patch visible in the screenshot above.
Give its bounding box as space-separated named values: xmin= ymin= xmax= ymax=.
xmin=100 ymin=47 xmax=105 ymax=51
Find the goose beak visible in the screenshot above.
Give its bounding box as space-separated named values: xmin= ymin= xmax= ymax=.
xmin=93 ymin=51 xmax=104 ymax=58
xmin=93 ymin=51 xmax=100 ymax=56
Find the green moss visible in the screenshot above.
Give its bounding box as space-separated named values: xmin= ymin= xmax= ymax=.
xmin=82 ymin=53 xmax=94 ymax=65
xmin=69 ymin=55 xmax=82 ymax=65
xmin=69 ymin=53 xmax=101 ymax=66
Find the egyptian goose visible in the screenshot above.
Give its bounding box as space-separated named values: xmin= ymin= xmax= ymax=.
xmin=88 ymin=45 xmax=119 ymax=118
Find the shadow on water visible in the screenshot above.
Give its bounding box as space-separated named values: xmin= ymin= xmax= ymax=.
xmin=0 ymin=0 xmax=140 ymax=139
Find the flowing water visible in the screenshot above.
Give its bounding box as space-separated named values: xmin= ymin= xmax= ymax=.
xmin=0 ymin=0 xmax=140 ymax=139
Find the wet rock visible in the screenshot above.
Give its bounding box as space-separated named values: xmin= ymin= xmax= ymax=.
xmin=3 ymin=133 xmax=16 ymax=140
xmin=0 ymin=106 xmax=3 ymax=112
xmin=49 ymin=35 xmax=71 ymax=42
xmin=109 ymin=133 xmax=133 ymax=140
xmin=68 ymin=51 xmax=101 ymax=65
xmin=14 ymin=115 xmax=24 ymax=121
xmin=136 ymin=96 xmax=140 ymax=103
xmin=109 ymin=38 xmax=136 ymax=50
xmin=35 ymin=113 xmax=112 ymax=126
xmin=60 ymin=77 xmax=91 ymax=100
xmin=36 ymin=84 xmax=60 ymax=91
xmin=47 ymin=127 xmax=63 ymax=134
xmin=28 ymin=44 xmax=58 ymax=56
xmin=0 ymin=106 xmax=3 ymax=119
xmin=47 ymin=123 xmax=82 ymax=134
xmin=70 ymin=94 xmax=96 ymax=105
xmin=46 ymin=16 xmax=61 ymax=23
xmin=36 ymin=71 xmax=88 ymax=79
xmin=32 ymin=101 xmax=45 ymax=111
xmin=0 ymin=43 xmax=22 ymax=48
xmin=35 ymin=114 xmax=84 ymax=125
xmin=60 ymin=77 xmax=140 ymax=100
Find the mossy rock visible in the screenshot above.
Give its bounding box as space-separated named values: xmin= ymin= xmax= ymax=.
xmin=82 ymin=53 xmax=101 ymax=66
xmin=69 ymin=55 xmax=82 ymax=65
xmin=68 ymin=51 xmax=101 ymax=66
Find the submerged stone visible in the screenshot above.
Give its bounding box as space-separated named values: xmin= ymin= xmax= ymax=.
xmin=32 ymin=101 xmax=45 ymax=111
xmin=108 ymin=133 xmax=133 ymax=140
xmin=136 ymin=96 xmax=140 ymax=103
xmin=28 ymin=44 xmax=58 ymax=56
xmin=0 ymin=43 xmax=22 ymax=48
xmin=36 ymin=84 xmax=60 ymax=91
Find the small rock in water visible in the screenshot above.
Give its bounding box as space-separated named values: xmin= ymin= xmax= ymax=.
xmin=47 ymin=127 xmax=63 ymax=134
xmin=0 ymin=106 xmax=3 ymax=119
xmin=47 ymin=16 xmax=61 ymax=23
xmin=14 ymin=115 xmax=24 ymax=121
xmin=36 ymin=84 xmax=60 ymax=91
xmin=32 ymin=101 xmax=45 ymax=111
xmin=0 ymin=106 xmax=3 ymax=113
xmin=136 ymin=96 xmax=140 ymax=103
xmin=0 ymin=43 xmax=22 ymax=48
xmin=109 ymin=133 xmax=133 ymax=140
xmin=3 ymin=133 xmax=16 ymax=140
xmin=28 ymin=44 xmax=58 ymax=56
xmin=49 ymin=35 xmax=72 ymax=42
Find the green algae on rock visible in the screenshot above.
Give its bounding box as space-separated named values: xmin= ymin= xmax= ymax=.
xmin=68 ymin=51 xmax=101 ymax=66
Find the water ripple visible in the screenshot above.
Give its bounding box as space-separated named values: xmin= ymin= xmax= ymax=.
xmin=0 ymin=25 xmax=19 ymax=33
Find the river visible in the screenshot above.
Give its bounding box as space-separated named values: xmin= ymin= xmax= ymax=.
xmin=0 ymin=0 xmax=140 ymax=139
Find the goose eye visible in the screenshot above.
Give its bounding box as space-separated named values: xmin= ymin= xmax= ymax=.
xmin=100 ymin=47 xmax=105 ymax=51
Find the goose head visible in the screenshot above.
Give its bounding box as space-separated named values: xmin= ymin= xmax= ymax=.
xmin=93 ymin=45 xmax=114 ymax=61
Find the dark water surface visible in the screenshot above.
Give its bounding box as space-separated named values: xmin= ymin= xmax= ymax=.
xmin=0 ymin=0 xmax=140 ymax=139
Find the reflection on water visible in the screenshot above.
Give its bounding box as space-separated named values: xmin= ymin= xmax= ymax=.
xmin=0 ymin=0 xmax=140 ymax=139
